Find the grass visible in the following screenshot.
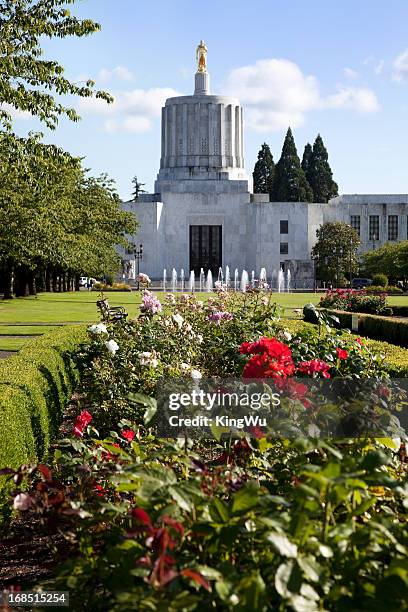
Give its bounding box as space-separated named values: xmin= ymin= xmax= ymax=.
xmin=0 ymin=291 xmax=408 ymax=352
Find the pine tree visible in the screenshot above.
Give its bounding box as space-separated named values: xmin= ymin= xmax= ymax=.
xmin=301 ymin=143 xmax=313 ymax=179
xmin=253 ymin=143 xmax=275 ymax=195
xmin=271 ymin=128 xmax=313 ymax=202
xmin=132 ymin=176 xmax=146 ymax=201
xmin=307 ymin=134 xmax=338 ymax=203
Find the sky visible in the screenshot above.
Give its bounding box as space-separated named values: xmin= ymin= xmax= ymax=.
xmin=10 ymin=0 xmax=408 ymax=200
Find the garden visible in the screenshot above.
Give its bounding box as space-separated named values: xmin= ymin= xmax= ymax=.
xmin=1 ymin=288 xmax=408 ymax=611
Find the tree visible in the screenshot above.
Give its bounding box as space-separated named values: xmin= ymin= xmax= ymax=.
xmin=132 ymin=176 xmax=146 ymax=202
xmin=311 ymin=221 xmax=360 ymax=286
xmin=307 ymin=134 xmax=338 ymax=203
xmin=301 ymin=143 xmax=313 ymax=178
xmin=362 ymin=241 xmax=408 ymax=281
xmin=271 ymin=128 xmax=313 ymax=202
xmin=0 ymin=133 xmax=137 ymax=298
xmin=0 ymin=0 xmax=112 ymax=129
xmin=253 ymin=143 xmax=274 ymax=195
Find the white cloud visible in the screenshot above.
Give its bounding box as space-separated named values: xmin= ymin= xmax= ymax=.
xmin=0 ymin=104 xmax=33 ymax=120
xmin=393 ymin=49 xmax=408 ymax=81
xmin=224 ymin=58 xmax=379 ymax=132
xmin=78 ymin=87 xmax=181 ymax=133
xmin=325 ymin=87 xmax=380 ymax=112
xmin=343 ymin=67 xmax=359 ymax=80
xmin=98 ymin=66 xmax=135 ymax=82
xmin=374 ymin=60 xmax=384 ymax=75
xmin=225 ymin=59 xmax=321 ymax=131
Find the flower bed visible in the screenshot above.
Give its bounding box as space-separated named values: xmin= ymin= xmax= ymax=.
xmin=319 ymin=288 xmax=391 ymax=315
xmin=1 ymin=292 xmax=407 ymax=609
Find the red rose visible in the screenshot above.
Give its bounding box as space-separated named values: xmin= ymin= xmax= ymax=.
xmin=336 ymin=348 xmax=348 ymax=360
xmin=297 ymin=359 xmax=331 ymax=379
xmin=73 ymin=410 xmax=93 ymax=437
xmin=122 ymin=429 xmax=136 ymax=442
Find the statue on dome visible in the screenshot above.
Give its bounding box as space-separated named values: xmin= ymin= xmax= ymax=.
xmin=196 ymin=40 xmax=208 ymax=73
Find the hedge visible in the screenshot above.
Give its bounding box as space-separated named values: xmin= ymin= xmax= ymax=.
xmin=0 ymin=325 xmax=88 ymax=507
xmin=322 ymin=309 xmax=408 ymax=349
xmin=281 ymin=319 xmax=408 ymax=377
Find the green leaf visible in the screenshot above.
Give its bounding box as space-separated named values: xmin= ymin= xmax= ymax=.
xmin=169 ymin=486 xmax=193 ymax=512
xmin=209 ymin=498 xmax=230 ymax=523
xmin=231 ymin=482 xmax=260 ymax=515
xmin=266 ymin=532 xmax=298 ymax=558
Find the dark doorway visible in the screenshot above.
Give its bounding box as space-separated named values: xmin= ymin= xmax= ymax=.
xmin=189 ymin=225 xmax=222 ymax=276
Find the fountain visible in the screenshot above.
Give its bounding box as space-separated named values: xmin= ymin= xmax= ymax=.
xmin=218 ymin=267 xmax=224 ymax=283
xmin=189 ymin=270 xmax=195 ymax=292
xmin=234 ymin=268 xmax=239 ymax=292
xmin=260 ymin=267 xmax=267 ymax=283
xmin=199 ymin=268 xmax=205 ymax=292
xmin=206 ymin=270 xmax=213 ymax=292
xmin=241 ymin=270 xmax=249 ymax=293
xmin=163 ymin=268 xmax=167 ymax=292
xmin=286 ymin=269 xmax=291 ymax=293
xmin=278 ymin=269 xmax=285 ymax=293
xmin=251 ymin=271 xmax=255 ymax=288
xmin=225 ymin=265 xmax=230 ymax=288
xmin=171 ymin=268 xmax=178 ymax=293
xmin=271 ymin=269 xmax=277 ymax=291
xmin=180 ymin=268 xmax=185 ymax=292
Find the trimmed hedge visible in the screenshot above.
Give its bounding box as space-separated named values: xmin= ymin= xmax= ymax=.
xmin=323 ymin=309 xmax=408 ymax=349
xmin=0 ymin=325 xmax=88 ymax=505
xmin=282 ymin=319 xmax=408 ymax=377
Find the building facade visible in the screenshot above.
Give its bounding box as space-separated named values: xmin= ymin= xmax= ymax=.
xmin=121 ymin=45 xmax=408 ymax=287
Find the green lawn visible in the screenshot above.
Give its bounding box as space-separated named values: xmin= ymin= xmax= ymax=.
xmin=0 ymin=290 xmax=407 ymax=350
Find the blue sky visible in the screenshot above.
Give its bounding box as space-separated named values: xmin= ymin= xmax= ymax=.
xmin=11 ymin=0 xmax=408 ymax=199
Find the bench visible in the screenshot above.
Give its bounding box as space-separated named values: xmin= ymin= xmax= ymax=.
xmin=97 ymin=299 xmax=128 ymax=322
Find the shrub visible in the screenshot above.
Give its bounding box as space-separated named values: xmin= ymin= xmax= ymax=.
xmin=92 ymin=282 xmax=132 ymax=292
xmin=0 ymin=325 xmax=88 ymax=507
xmin=319 ymin=288 xmax=388 ymax=314
xmin=302 ymin=302 xmax=319 ymax=323
xmin=372 ymin=273 xmax=388 ymax=287
xmin=365 ymin=285 xmax=403 ymax=295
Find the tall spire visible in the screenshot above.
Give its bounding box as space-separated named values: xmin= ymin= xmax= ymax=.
xmin=194 ymin=40 xmax=210 ymax=95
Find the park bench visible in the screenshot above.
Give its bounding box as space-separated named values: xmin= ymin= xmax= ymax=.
xmin=97 ymin=299 xmax=128 ymax=322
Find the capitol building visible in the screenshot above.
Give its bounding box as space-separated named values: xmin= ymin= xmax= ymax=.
xmin=122 ymin=43 xmax=408 ymax=287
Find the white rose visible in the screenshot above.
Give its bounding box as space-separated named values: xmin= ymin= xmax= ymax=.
xmin=105 ymin=339 xmax=119 ymax=355
xmin=190 ymin=369 xmax=202 ymax=381
xmin=229 ymin=594 xmax=239 ymax=606
xmin=180 ymin=363 xmax=190 ymax=372
xmin=13 ymin=493 xmax=33 ymax=511
xmin=88 ymin=323 xmax=108 ymax=334
xmin=184 ymin=323 xmax=192 ymax=333
xmin=172 ymin=314 xmax=184 ymax=329
xmin=283 ymin=331 xmax=292 ymax=342
xmin=196 ymin=334 xmax=203 ymax=344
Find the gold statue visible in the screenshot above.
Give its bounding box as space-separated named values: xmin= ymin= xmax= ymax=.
xmin=196 ymin=40 xmax=208 ymax=73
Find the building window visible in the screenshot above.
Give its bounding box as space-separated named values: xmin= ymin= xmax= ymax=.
xmin=369 ymin=215 xmax=379 ymax=241
xmin=388 ymin=215 xmax=398 ymax=241
xmin=280 ymin=220 xmax=288 ymax=234
xmin=350 ymin=215 xmax=361 ymax=236
xmin=280 ymin=243 xmax=288 ymax=254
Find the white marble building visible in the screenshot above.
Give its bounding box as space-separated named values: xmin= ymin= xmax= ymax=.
xmin=121 ymin=44 xmax=408 ymax=287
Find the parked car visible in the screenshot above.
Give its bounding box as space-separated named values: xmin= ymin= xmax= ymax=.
xmin=352 ymin=278 xmax=373 ymax=289
xmin=79 ymin=276 xmax=88 ymax=288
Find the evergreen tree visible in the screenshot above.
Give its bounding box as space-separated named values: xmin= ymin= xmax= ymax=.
xmin=271 ymin=128 xmax=313 ymax=202
xmin=253 ymin=143 xmax=275 ymax=195
xmin=132 ymin=176 xmax=146 ymax=201
xmin=301 ymin=143 xmax=313 ymax=179
xmin=307 ymin=134 xmax=338 ymax=203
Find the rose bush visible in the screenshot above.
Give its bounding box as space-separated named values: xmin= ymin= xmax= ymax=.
xmin=319 ymin=288 xmax=390 ymax=315
xmin=1 ymin=290 xmax=407 ymax=610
